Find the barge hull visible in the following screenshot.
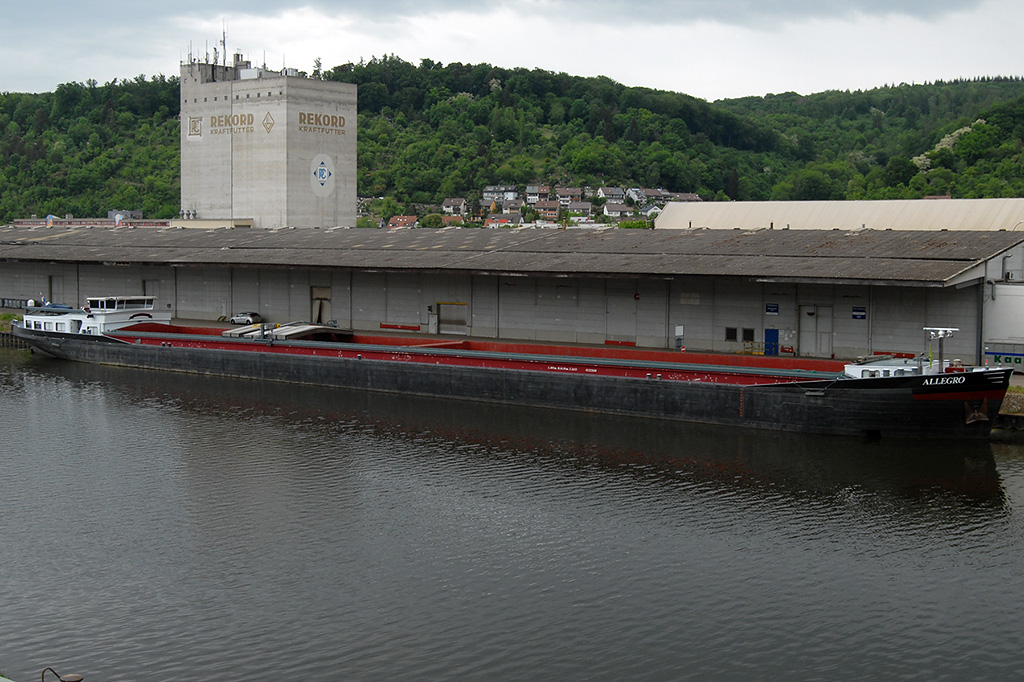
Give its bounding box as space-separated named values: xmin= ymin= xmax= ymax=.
xmin=14 ymin=326 xmax=1009 ymax=440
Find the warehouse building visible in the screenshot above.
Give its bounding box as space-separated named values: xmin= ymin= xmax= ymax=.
xmin=656 ymin=198 xmax=1024 ymax=231
xmin=2 ymin=225 xmax=1023 ymax=364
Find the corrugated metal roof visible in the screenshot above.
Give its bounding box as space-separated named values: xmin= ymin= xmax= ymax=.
xmin=1 ymin=225 xmax=1021 ymax=286
xmin=656 ymin=198 xmax=1024 ymax=231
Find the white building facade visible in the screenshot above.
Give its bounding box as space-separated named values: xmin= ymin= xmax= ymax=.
xmin=180 ymin=54 xmax=357 ymax=228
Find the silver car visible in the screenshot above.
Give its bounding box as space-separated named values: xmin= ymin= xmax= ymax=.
xmin=229 ymin=312 xmax=262 ymax=325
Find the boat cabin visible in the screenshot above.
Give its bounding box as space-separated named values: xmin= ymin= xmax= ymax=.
xmin=85 ymin=296 xmax=158 ymax=312
xmin=21 ymin=295 xmax=170 ymax=335
xmin=842 ymin=327 xmax=969 ymax=378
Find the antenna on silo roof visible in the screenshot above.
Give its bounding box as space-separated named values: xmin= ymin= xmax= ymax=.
xmin=222 ymin=21 xmax=228 ymax=66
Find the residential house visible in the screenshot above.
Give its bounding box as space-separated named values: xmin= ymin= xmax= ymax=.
xmin=483 ymin=185 xmax=518 ymax=203
xmin=566 ymin=201 xmax=593 ymax=218
xmin=603 ymin=203 xmax=631 ymax=218
xmin=626 ymin=187 xmax=676 ymax=206
xmin=639 ymin=204 xmax=662 ymax=219
xmin=526 ymin=184 xmax=551 ymax=205
xmin=668 ymin=192 xmax=702 ymax=202
xmin=483 ymin=214 xmax=523 ymax=228
xmin=645 ymin=189 xmax=674 ymax=204
xmin=503 ymin=198 xmax=525 ymax=215
xmin=387 ymin=215 xmax=418 ymax=228
xmin=534 ymin=200 xmax=560 ymax=221
xmin=597 ymin=187 xmax=625 ymax=203
xmin=556 ymin=187 xmax=583 ymax=207
xmin=442 ymin=198 xmax=468 ymax=216
xmin=625 ymin=188 xmax=647 ymax=205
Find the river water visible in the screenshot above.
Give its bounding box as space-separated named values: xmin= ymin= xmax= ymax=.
xmin=2 ymin=350 xmax=1024 ymax=681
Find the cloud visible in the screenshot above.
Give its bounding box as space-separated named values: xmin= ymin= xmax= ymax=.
xmin=495 ymin=0 xmax=990 ymax=26
xmin=347 ymin=0 xmax=978 ymax=21
xmin=25 ymin=0 xmax=989 ymax=36
xmin=176 ymin=0 xmax=1016 ymax=100
xmin=0 ymin=0 xmax=1019 ymax=100
xmin=248 ymin=0 xmax=989 ymax=26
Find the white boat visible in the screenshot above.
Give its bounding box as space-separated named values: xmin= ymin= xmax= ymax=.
xmin=21 ymin=295 xmax=170 ymax=336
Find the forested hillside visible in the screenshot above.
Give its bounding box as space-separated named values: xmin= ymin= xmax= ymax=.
xmin=717 ymin=78 xmax=1024 ymax=200
xmin=0 ymin=76 xmax=179 ymax=222
xmin=1 ymin=58 xmax=1023 ymax=223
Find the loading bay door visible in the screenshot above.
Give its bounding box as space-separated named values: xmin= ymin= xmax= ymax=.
xmin=437 ymin=302 xmax=468 ymax=335
xmin=799 ymin=305 xmax=833 ymax=357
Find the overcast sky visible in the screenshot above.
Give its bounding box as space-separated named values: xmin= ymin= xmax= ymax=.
xmin=2 ymin=0 xmax=1021 ymax=101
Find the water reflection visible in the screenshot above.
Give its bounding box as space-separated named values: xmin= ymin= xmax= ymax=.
xmin=4 ymin=351 xmax=1023 ymax=682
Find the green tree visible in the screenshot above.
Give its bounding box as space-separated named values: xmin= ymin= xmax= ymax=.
xmin=883 ymin=157 xmax=919 ymax=187
xmin=419 ymin=213 xmax=444 ymax=228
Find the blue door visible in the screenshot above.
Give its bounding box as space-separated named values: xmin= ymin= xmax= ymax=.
xmin=764 ymin=328 xmax=779 ymax=356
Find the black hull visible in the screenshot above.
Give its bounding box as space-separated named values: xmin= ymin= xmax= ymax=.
xmin=13 ymin=325 xmax=1011 ymax=440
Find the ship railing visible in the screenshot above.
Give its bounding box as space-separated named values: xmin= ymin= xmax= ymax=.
xmin=741 ymin=340 xmax=765 ymax=356
xmin=25 ymin=304 xmax=77 ymax=315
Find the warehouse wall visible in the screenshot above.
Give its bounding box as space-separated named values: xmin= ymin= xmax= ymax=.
xmin=0 ymin=262 xmax=986 ymax=361
xmin=870 ymin=286 xmax=980 ymax=360
xmin=986 ymin=284 xmax=1024 ymax=341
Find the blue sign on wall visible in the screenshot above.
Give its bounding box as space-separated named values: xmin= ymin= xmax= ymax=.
xmin=765 ymin=303 xmax=779 ymax=316
xmin=852 ymin=306 xmax=867 ymax=319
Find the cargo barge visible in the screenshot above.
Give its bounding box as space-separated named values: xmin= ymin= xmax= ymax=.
xmin=12 ymin=296 xmax=1013 ymax=440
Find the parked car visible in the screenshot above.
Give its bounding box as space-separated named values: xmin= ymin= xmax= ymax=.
xmin=229 ymin=311 xmax=262 ymax=325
